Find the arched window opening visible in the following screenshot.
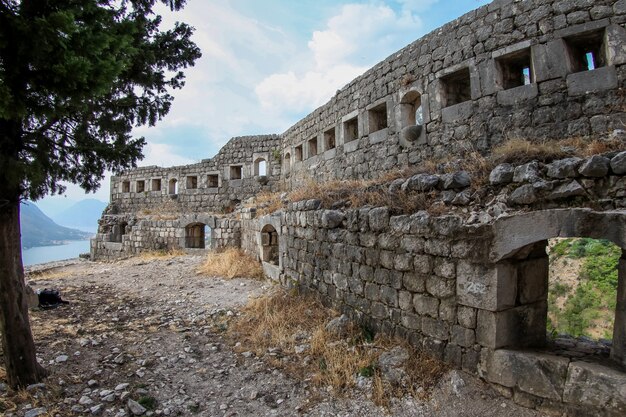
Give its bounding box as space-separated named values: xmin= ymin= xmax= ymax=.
xmin=185 ymin=223 xmax=206 ymax=249
xmin=168 ymin=178 xmax=178 ymax=195
xmin=254 ymin=158 xmax=267 ymax=176
xmin=260 ymin=224 xmax=279 ymax=266
xmin=284 ymin=153 xmax=291 ymax=174
xmin=399 ymin=91 xmax=425 ymax=144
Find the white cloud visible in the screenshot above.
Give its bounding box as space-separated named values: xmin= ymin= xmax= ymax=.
xmin=141 ymin=142 xmax=196 ymax=167
xmin=255 ymin=2 xmax=425 ymax=116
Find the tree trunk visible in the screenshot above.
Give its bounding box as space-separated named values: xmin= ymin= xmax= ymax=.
xmin=0 ymin=198 xmax=48 ymax=388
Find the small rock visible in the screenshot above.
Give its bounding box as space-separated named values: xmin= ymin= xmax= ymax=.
xmin=128 ymin=399 xmax=147 ymax=416
xmin=513 ymin=162 xmax=540 ymax=183
xmin=449 ymin=370 xmax=466 ymax=396
xmin=610 ymin=151 xmax=626 ymax=174
xmin=55 ymin=355 xmax=69 ymax=363
xmin=87 ymin=380 xmax=98 ymax=387
xmin=249 ymin=390 xmax=259 ymax=400
xmin=100 ymin=390 xmax=113 ymax=397
xmin=71 ymin=405 xmax=84 ymax=413
xmin=26 ymin=383 xmax=46 ymax=392
xmin=294 ymin=344 xmax=309 ymax=354
xmin=24 ymin=408 xmax=47 ymax=417
xmin=508 ymin=184 xmax=537 ymax=205
xmin=548 ymin=180 xmax=586 ymax=200
xmin=0 ymin=382 xmax=7 ymax=392
xmin=452 ymin=190 xmax=471 ymax=205
xmin=489 ymin=163 xmax=514 ymax=185
xmin=579 ymin=155 xmax=610 ymax=177
xmin=388 ymin=178 xmax=405 ymax=194
xmin=546 ymin=158 xmax=582 ymax=178
xmin=115 ymin=383 xmax=130 ymax=391
xmin=441 ymin=171 xmax=471 ymax=190
xmin=325 ymin=314 xmax=350 ymax=337
xmin=90 ymin=404 xmax=104 ymax=415
xmin=79 ymin=396 xmax=94 ymax=406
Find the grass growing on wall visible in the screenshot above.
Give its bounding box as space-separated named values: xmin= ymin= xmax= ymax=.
xmin=548 ymin=238 xmax=621 ymax=340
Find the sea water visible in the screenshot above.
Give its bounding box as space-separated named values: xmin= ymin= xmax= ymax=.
xmin=22 ymin=240 xmax=91 ymax=266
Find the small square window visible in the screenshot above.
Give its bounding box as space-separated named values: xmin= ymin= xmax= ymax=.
xmin=207 ymin=174 xmax=219 ymax=188
xmin=343 ymin=116 xmax=358 ymax=142
xmin=230 ymin=165 xmax=242 ymax=180
xmin=295 ymin=145 xmax=303 ymax=162
xmin=440 ymin=68 xmax=471 ymax=107
xmin=496 ymin=48 xmax=533 ymax=89
xmin=186 ymin=175 xmax=198 ymax=189
xmin=151 ymin=179 xmax=161 ymax=191
xmin=122 ymin=181 xmax=130 ymax=193
xmin=324 ymin=127 xmax=336 ymax=150
xmin=308 ymin=137 xmax=318 ymax=157
xmin=136 ymin=180 xmax=145 ymax=193
xmin=564 ymin=29 xmax=606 ymax=72
xmin=368 ymin=102 xmax=388 ymax=133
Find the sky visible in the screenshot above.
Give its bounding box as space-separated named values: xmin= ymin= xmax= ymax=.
xmin=37 ymin=0 xmax=490 ymax=214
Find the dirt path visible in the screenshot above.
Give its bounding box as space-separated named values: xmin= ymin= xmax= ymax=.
xmin=1 ymin=255 xmax=546 ymax=417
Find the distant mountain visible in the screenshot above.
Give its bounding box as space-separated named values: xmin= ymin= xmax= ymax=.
xmin=51 ymin=198 xmax=107 ymax=233
xmin=20 ymin=202 xmax=92 ymax=248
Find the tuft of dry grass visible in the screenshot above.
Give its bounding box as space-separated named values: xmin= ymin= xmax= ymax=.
xmin=226 ymin=288 xmax=448 ymax=405
xmin=252 ymin=191 xmax=285 ymax=216
xmin=197 ymin=248 xmax=264 ymax=279
xmin=136 ymin=249 xmax=186 ymax=261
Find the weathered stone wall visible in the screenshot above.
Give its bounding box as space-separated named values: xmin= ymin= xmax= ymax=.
xmin=91 ymin=213 xmax=241 ymax=260
xmin=282 ymin=0 xmax=626 ymax=185
xmin=109 ymin=135 xmax=282 ymax=214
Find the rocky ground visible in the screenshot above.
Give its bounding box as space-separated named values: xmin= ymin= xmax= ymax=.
xmin=1 ymin=254 xmax=547 ymax=417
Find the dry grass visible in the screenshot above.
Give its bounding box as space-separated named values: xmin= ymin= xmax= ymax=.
xmin=197 ymin=248 xmax=264 ymax=279
xmin=227 ymin=288 xmax=447 ymax=406
xmin=252 ymin=191 xmax=285 ymax=216
xmin=136 ymin=248 xmax=186 ymax=261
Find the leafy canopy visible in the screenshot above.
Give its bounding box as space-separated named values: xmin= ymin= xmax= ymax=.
xmin=0 ymin=0 xmax=201 ymax=200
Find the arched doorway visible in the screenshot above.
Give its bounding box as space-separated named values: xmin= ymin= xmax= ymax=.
xmin=260 ymin=224 xmax=279 ymax=265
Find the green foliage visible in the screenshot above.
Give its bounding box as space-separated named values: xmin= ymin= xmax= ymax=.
xmin=0 ymin=0 xmax=201 ymax=200
xmin=547 ymin=238 xmax=620 ymax=339
xmin=358 ymin=365 xmax=375 ymax=378
xmin=138 ymin=396 xmax=157 ymax=410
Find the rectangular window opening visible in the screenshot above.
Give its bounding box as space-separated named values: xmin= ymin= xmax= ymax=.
xmin=186 ymin=175 xmax=198 ymax=189
xmin=308 ymin=137 xmax=318 ymax=158
xmin=207 ymin=174 xmax=219 ymax=188
xmin=151 ymin=179 xmax=161 ymax=192
xmin=564 ymin=29 xmax=606 ymax=73
xmin=230 ymin=165 xmax=242 ymax=180
xmin=136 ymin=180 xmax=145 ymax=193
xmin=343 ymin=116 xmax=358 ymax=143
xmin=324 ymin=127 xmax=336 ymax=150
xmin=368 ymin=103 xmax=388 ymax=134
xmin=122 ymin=181 xmax=130 ymax=193
xmin=441 ymin=68 xmax=471 ymax=107
xmin=496 ymin=48 xmax=533 ymax=89
xmin=295 ymin=145 xmax=303 ymax=162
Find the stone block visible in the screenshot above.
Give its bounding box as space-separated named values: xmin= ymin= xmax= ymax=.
xmin=371 ymin=302 xmax=389 ymax=319
xmin=426 ymin=276 xmax=455 ymax=298
xmin=394 ymin=253 xmax=413 ymax=272
xmin=533 ymin=40 xmax=569 ymax=82
xmin=476 ymin=302 xmax=547 ymax=349
xmin=401 ymin=312 xmax=421 ymax=330
xmin=485 ymin=350 xmax=569 ymax=401
xmin=413 ymin=294 xmax=439 ymax=318
xmin=563 ymin=361 xmax=626 ymax=411
xmin=398 ymin=291 xmax=413 ymax=311
xmin=611 ymin=151 xmax=626 ymax=175
xmin=606 ymin=24 xmax=626 ymax=66
xmin=444 ymin=344 xmax=463 ymax=368
xmin=496 ymin=83 xmax=538 ymax=106
xmin=457 ymin=261 xmax=517 ymax=311
xmin=422 ymin=317 xmax=449 ymax=340
xmin=451 ymin=325 xmax=475 ymax=348
xmin=458 ymin=306 xmax=477 ymax=329
xmin=403 ymin=272 xmax=426 ymax=292
xmin=414 ymin=255 xmax=432 ymax=274
xmin=517 ymin=256 xmax=549 ymax=304
xmin=439 ymin=297 xmax=457 ymax=323
xmin=380 ymin=286 xmax=398 ymax=307
xmin=567 ymin=66 xmax=618 ymax=97
xmin=368 ymin=207 xmax=390 ymax=232
xmin=441 ymin=101 xmax=474 ymax=124
xmin=546 ymin=157 xmax=583 ymax=178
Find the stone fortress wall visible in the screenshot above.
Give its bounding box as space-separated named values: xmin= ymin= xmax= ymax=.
xmin=92 ymin=0 xmax=626 ymax=414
